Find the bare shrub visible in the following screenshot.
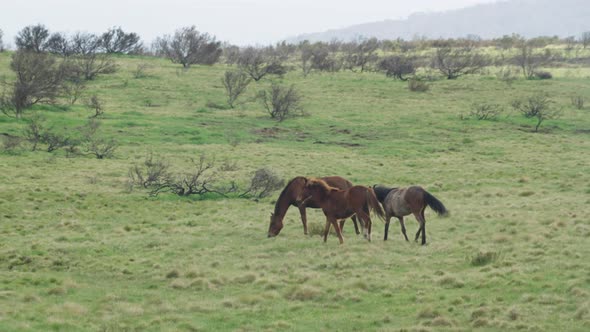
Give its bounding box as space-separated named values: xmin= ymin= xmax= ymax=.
xmin=128 ymin=153 xmax=170 ymax=189
xmin=512 ymin=93 xmax=561 ymax=132
xmin=149 ymin=154 xmax=219 ymax=197
xmin=514 ymin=43 xmax=553 ymax=79
xmin=69 ymin=32 xmax=117 ymax=80
xmin=85 ymin=137 xmax=117 ymax=159
xmin=378 ymin=55 xmax=416 ymax=80
xmin=239 ymin=168 xmax=284 ymax=199
xmin=2 ymin=134 xmax=22 ymax=152
xmin=133 ymin=63 xmax=150 ymax=79
xmin=85 ymin=95 xmax=104 ymax=118
xmin=432 ymin=47 xmax=488 ymax=79
xmin=533 ymin=71 xmax=552 ymax=80
xmin=258 ymin=83 xmax=303 ymax=121
xmin=155 ymin=26 xmax=222 ymax=68
xmin=469 ymin=103 xmax=503 ymax=120
xmin=222 ymin=70 xmax=251 ymax=108
xmin=407 ymin=78 xmax=429 ymax=92
xmin=495 ymin=67 xmax=519 ymax=86
xmin=62 ymin=76 xmax=86 ymax=105
xmin=237 ymin=47 xmax=286 ymax=81
xmin=571 ymin=96 xmax=585 ymax=110
xmin=41 ymin=130 xmax=70 ymax=152
xmin=22 ymin=113 xmax=45 ymax=151
xmin=1 ymin=51 xmax=68 ymax=119
xmin=99 ymin=27 xmax=141 ymax=54
xmin=342 ymin=38 xmax=380 ymax=72
xmin=15 ymin=24 xmax=49 ymax=52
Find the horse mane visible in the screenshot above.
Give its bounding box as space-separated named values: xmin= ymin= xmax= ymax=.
xmin=372 ymin=185 xmax=398 ymax=203
xmin=274 ymin=176 xmax=306 ymax=215
xmin=306 ymin=177 xmax=338 ymax=193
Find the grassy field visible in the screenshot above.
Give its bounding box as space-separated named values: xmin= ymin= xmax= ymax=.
xmin=1 ymin=51 xmax=590 ymax=331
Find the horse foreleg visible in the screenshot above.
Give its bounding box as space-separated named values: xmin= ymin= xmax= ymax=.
xmin=339 ymin=219 xmax=345 ymax=234
xmin=399 ymin=216 xmax=409 ymax=241
xmin=323 ymin=218 xmax=331 ymax=243
xmin=298 ymin=205 xmax=308 ymax=235
xmin=384 ymin=215 xmax=391 ymax=241
xmin=332 ymin=218 xmax=344 ymax=244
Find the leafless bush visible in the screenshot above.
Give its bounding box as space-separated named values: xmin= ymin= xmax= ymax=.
xmin=432 ymin=47 xmax=488 ymax=79
xmin=237 ymin=47 xmax=286 ymax=81
xmin=571 ymin=96 xmax=585 ymax=110
xmin=85 ymin=137 xmax=117 ymax=159
xmin=512 ymin=93 xmax=561 ymax=132
xmin=514 ymin=43 xmax=553 ymax=79
xmin=133 ymin=63 xmax=151 ymax=79
xmin=1 ymin=51 xmax=68 ymax=119
xmin=533 ymin=71 xmax=552 ymax=80
xmin=495 ymin=67 xmax=519 ymax=86
xmin=469 ymin=103 xmax=503 ymax=120
xmin=99 ymin=27 xmax=141 ymax=54
xmin=239 ymin=168 xmax=284 ymax=199
xmin=15 ymin=24 xmax=49 ymax=52
xmin=22 ymin=112 xmax=45 ymax=151
xmin=2 ymin=134 xmax=22 ymax=152
xmin=258 ymin=83 xmax=303 ymax=121
xmin=149 ymin=155 xmax=220 ymax=197
xmin=378 ymin=55 xmax=417 ymax=80
xmin=222 ymin=70 xmax=251 ymax=108
xmin=62 ymin=76 xmax=86 ymax=105
xmin=85 ymin=95 xmax=104 ymax=118
xmin=155 ymin=26 xmax=222 ymax=68
xmin=342 ymin=38 xmax=380 ymax=72
xmin=407 ymin=78 xmax=429 ymax=92
xmin=128 ymin=153 xmax=171 ymax=189
xmin=41 ymin=130 xmax=70 ymax=152
xmin=69 ymin=32 xmax=117 ymax=80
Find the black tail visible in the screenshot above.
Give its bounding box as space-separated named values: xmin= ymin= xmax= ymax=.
xmin=424 ymin=191 xmax=448 ymax=216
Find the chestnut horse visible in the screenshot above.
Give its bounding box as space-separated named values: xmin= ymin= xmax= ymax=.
xmin=302 ymin=178 xmax=384 ymax=244
xmin=373 ymin=185 xmax=448 ymax=245
xmin=267 ymin=176 xmax=361 ymax=237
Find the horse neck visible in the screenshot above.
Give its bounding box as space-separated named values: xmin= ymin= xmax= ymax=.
xmin=273 ymin=185 xmax=297 ymax=221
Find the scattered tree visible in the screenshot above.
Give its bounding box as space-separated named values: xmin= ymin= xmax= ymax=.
xmin=239 ymin=168 xmax=284 ymax=199
xmin=69 ymin=32 xmax=117 ymax=80
xmin=100 ymin=27 xmax=141 ymax=54
xmin=343 ymin=38 xmax=380 ymax=72
xmin=432 ymin=47 xmax=488 ymax=79
xmin=15 ymin=24 xmax=49 ymax=52
xmin=237 ymin=47 xmax=286 ymax=81
xmin=222 ymin=70 xmax=251 ymax=108
xmin=22 ymin=112 xmax=45 ymax=151
xmin=0 ymin=51 xmax=68 ymax=119
xmin=258 ymin=83 xmax=303 ymax=121
xmin=45 ymin=32 xmax=72 ymax=57
xmin=378 ymin=55 xmax=416 ymax=80
xmin=514 ymin=42 xmax=553 ymax=79
xmin=469 ymin=103 xmax=503 ymax=120
xmin=511 ymin=93 xmax=561 ymax=132
xmin=155 ymin=26 xmax=222 ymax=68
xmin=85 ymin=95 xmax=104 ymax=118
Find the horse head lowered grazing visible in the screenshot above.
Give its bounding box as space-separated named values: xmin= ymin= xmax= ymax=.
xmin=267 ymin=176 xmax=360 ymax=238
xmin=300 ymin=178 xmax=384 ymax=244
xmin=373 ymin=185 xmax=448 ymax=245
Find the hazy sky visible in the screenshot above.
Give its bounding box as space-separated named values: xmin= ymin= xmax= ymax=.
xmin=0 ymin=0 xmax=499 ymax=46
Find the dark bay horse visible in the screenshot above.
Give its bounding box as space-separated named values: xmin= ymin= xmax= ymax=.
xmin=302 ymin=178 xmax=384 ymax=244
xmin=373 ymin=185 xmax=448 ymax=245
xmin=267 ymin=176 xmax=361 ymax=237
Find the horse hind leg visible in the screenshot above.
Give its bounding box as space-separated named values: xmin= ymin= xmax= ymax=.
xmin=412 ymin=211 xmax=427 ymax=245
xmin=398 ymin=216 xmax=409 ymax=241
xmin=332 ymin=218 xmax=344 ymax=244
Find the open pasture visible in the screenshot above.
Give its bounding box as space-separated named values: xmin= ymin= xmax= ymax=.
xmin=1 ymin=51 xmax=590 ymax=331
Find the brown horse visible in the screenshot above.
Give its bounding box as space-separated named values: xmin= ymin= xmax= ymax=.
xmin=373 ymin=185 xmax=448 ymax=245
xmin=302 ymin=178 xmax=384 ymax=244
xmin=267 ymin=176 xmax=361 ymax=237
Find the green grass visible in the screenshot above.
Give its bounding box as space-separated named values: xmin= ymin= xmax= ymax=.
xmin=1 ymin=50 xmax=590 ymax=331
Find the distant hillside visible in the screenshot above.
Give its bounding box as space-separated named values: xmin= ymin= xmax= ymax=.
xmin=289 ymin=0 xmax=590 ymax=42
